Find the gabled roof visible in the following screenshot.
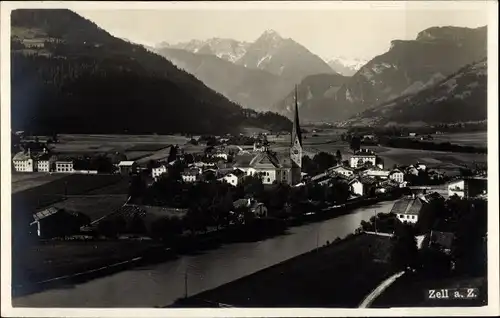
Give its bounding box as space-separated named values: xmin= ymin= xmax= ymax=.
xmin=390 ymin=196 xmax=424 ymax=215
xmin=429 ymin=231 xmax=455 ymax=250
xmin=13 ymin=151 xmax=32 ymax=161
xmin=33 ymin=207 xmax=60 ymax=221
xmin=118 ymin=161 xmax=135 ymax=166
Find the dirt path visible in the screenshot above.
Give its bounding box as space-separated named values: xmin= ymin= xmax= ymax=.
xmin=358 ymin=271 xmax=405 ymax=308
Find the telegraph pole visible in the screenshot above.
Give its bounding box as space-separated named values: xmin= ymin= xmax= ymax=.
xmin=184 ymin=270 xmax=188 ymax=299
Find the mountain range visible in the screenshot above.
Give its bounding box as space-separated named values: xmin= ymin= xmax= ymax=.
xmin=10 ymin=9 xmax=292 ymax=135
xmin=154 ymin=30 xmax=336 ymax=111
xmin=325 ymin=56 xmax=369 ymax=76
xmin=348 ymin=59 xmax=487 ymax=127
xmin=275 ymin=25 xmax=487 ymax=123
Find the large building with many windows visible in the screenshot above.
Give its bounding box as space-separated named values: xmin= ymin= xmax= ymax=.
xmin=232 ymin=87 xmax=302 ymax=186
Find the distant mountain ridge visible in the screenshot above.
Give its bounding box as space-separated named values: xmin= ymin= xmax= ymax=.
xmin=348 ymin=59 xmax=487 ymax=126
xmin=155 ymin=47 xmax=295 ymax=112
xmin=155 ymin=29 xmax=335 ymax=112
xmin=274 ymin=73 xmax=350 ymax=123
xmin=274 ymin=25 xmax=487 ymax=122
xmin=157 ymin=29 xmax=335 ymax=83
xmin=10 ymin=9 xmax=292 ymax=135
xmin=325 ymin=56 xmax=369 ymax=76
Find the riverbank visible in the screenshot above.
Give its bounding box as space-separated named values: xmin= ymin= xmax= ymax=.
xmin=170 ymin=232 xmax=395 ymax=308
xmin=12 ymin=195 xmax=399 ymax=299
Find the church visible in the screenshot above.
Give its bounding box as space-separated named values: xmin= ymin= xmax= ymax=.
xmin=233 ymin=88 xmax=302 ymax=186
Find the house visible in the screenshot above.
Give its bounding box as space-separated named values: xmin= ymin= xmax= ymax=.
xmin=416 ymin=163 xmax=427 ymax=171
xmin=409 ymin=132 xmax=417 ymax=137
xmin=348 ymin=178 xmax=364 ymax=197
xmin=311 ymin=172 xmax=331 ymax=186
xmin=151 ymin=164 xmax=167 ymax=180
xmin=222 ymin=169 xmax=246 ymax=186
xmin=118 ymin=161 xmax=137 ymax=175
xmin=233 ymin=198 xmax=268 ymax=218
xmin=12 ymin=151 xmax=35 ymax=172
xmin=390 ymin=196 xmax=423 ymax=224
xmin=349 ymin=149 xmax=377 ymax=168
xmin=391 ymin=192 xmax=442 ymax=226
xmin=55 ymin=160 xmax=74 ymax=173
xmin=405 ymin=165 xmax=419 ymax=176
xmin=328 ymin=165 xmax=354 ymax=177
xmin=36 ymin=153 xmax=55 ymax=172
xmin=359 ymin=176 xmax=379 ymax=196
xmin=233 ymin=151 xmax=297 ymax=185
xmin=389 ymin=169 xmax=405 ymax=183
xmin=30 ymin=207 xmax=89 ymax=238
xmin=362 ymin=168 xmax=390 ymax=179
xmin=182 ymin=167 xmax=201 ymax=183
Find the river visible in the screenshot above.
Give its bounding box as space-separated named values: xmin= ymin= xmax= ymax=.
xmin=13 ymin=200 xmax=396 ymax=308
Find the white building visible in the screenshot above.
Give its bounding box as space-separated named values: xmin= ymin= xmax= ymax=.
xmin=182 ymin=167 xmax=201 ymax=183
xmin=152 ymin=165 xmax=167 ymax=180
xmin=416 ymin=163 xmax=427 ymax=171
xmin=328 ymin=165 xmax=354 ymax=177
xmin=222 ymin=170 xmax=245 ymax=186
xmin=55 ymin=161 xmax=74 ymax=173
xmin=348 ymin=178 xmax=364 ymax=196
xmin=12 ymin=151 xmax=35 ymax=172
xmin=213 ymin=152 xmax=229 ymax=160
xmin=349 ymin=150 xmax=377 ymax=168
xmin=362 ymin=168 xmax=390 ymax=179
xmin=448 ymin=179 xmax=465 ymax=198
xmin=389 ymin=169 xmax=405 ymax=183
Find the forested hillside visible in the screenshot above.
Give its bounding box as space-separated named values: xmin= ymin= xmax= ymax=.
xmin=11 ymin=9 xmax=291 ymax=135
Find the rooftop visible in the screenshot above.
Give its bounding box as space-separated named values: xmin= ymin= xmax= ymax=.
xmin=118 ymin=161 xmax=136 ymax=166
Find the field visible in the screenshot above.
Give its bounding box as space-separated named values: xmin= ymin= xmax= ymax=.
xmin=430 ymin=132 xmax=487 ymax=147
xmin=12 ymin=240 xmax=163 ymax=292
xmin=12 ymin=174 xmax=128 ymax=217
xmin=176 ymin=233 xmax=394 ymax=307
xmin=270 ymin=129 xmax=487 ymax=170
xmin=49 ymin=134 xmax=190 ymax=160
xmin=12 ymin=173 xmax=68 ymax=194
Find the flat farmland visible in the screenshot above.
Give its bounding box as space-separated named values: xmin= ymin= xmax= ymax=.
xmin=377 ymin=148 xmax=487 ymax=169
xmin=51 ymin=134 xmax=188 ymax=156
xmin=430 ymin=131 xmax=487 ymax=147
xmin=12 ymin=174 xmax=125 ymax=214
xmin=50 ymin=195 xmax=128 ymax=221
xmin=12 ymin=173 xmax=67 ymax=194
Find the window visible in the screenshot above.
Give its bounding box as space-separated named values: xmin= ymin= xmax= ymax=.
xmin=267 ymin=178 xmax=270 ymax=183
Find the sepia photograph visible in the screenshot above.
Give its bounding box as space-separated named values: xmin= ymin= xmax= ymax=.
xmin=1 ymin=1 xmax=498 ymax=316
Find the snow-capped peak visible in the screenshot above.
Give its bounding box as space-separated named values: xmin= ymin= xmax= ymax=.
xmin=325 ymin=55 xmax=370 ymax=76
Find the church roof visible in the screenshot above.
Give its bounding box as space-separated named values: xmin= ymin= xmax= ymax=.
xmin=233 ymin=151 xmax=292 ymax=169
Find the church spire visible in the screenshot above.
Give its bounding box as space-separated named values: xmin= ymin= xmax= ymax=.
xmin=291 ymin=85 xmax=302 ymax=147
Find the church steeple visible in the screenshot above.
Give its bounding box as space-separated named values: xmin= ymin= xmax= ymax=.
xmin=291 ymin=85 xmax=302 ymax=148
xmin=290 ymin=86 xmax=303 ymax=175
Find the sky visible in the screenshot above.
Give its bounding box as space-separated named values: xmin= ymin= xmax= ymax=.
xmin=75 ymin=2 xmax=489 ymax=60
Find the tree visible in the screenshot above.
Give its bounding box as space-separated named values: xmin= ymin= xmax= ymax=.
xmin=335 ymin=150 xmax=342 ymax=163
xmin=390 ymin=223 xmax=419 ymax=271
xmin=350 ymin=136 xmax=361 ymax=153
xmin=168 ymin=145 xmax=178 ymax=163
xmin=313 ymin=152 xmax=337 ymax=172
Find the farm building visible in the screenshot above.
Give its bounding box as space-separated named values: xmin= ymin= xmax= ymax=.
xmin=361 ymin=168 xmax=390 ymax=180
xmin=348 ymin=178 xmax=364 ymax=197
xmin=151 ymin=164 xmax=167 ymax=181
xmin=391 ymin=192 xmax=443 ymax=227
xmin=30 ymin=207 xmax=90 ymax=239
xmin=118 ymin=161 xmax=137 ymax=176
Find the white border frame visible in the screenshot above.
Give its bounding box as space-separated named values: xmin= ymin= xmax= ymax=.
xmin=1 ymin=1 xmax=498 ymax=317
